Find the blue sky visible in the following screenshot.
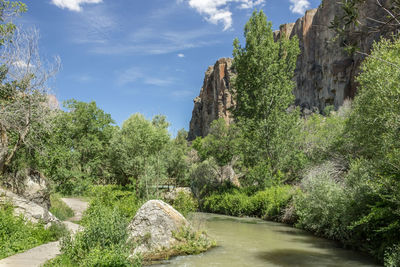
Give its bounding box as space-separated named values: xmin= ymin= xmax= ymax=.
xmin=20 ymin=0 xmax=321 ymax=134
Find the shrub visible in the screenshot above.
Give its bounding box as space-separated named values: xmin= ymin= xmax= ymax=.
xmin=190 ymin=158 xmax=221 ymax=200
xmin=385 ymin=244 xmax=400 ymax=267
xmin=53 ymin=204 xmax=139 ymax=266
xmin=294 ymin=164 xmax=350 ymax=241
xmin=170 ymin=191 xmax=198 ymax=218
xmin=251 ymin=185 xmax=292 ymax=220
xmin=49 ymin=194 xmax=74 ymax=221
xmin=203 ymin=185 xmax=293 ymax=219
xmin=84 ymin=185 xmax=140 ymax=221
xmin=0 ymin=203 xmax=65 ymax=259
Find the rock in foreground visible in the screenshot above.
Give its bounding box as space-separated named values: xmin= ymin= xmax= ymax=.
xmin=127 ymin=200 xmax=188 ymax=255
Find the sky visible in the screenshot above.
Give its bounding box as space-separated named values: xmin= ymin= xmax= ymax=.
xmin=19 ymin=0 xmax=321 ymax=134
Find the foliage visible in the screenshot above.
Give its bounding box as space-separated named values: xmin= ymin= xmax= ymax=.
xmin=231 ymin=10 xmax=301 ymax=184
xmin=0 ymin=202 xmax=65 ymax=259
xmin=203 ymin=186 xmax=292 ymax=219
xmin=163 ymin=129 xmax=190 ymax=187
xmin=294 ymin=166 xmax=350 ymax=241
xmin=189 ymin=157 xmax=221 ymax=200
xmin=172 ymin=227 xmax=216 ymax=255
xmin=42 ymin=100 xmax=116 ymax=195
xmin=170 ymin=191 xmax=198 ymax=218
xmin=192 ymin=119 xmax=238 ymax=166
xmin=300 ymin=102 xmax=351 ymax=163
xmin=49 ymin=193 xmax=74 ymax=221
xmin=108 ymin=113 xmax=170 ymax=197
xmin=0 ymin=27 xmax=60 ymax=178
xmin=0 ymin=0 xmax=27 ymax=45
xmin=54 ymin=203 xmax=140 ymax=266
xmin=385 ymin=244 xmax=400 ymax=267
xmin=83 ymin=185 xmax=140 ymax=221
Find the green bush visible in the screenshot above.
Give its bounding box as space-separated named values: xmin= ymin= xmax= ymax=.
xmin=84 ymin=185 xmax=140 ymax=221
xmin=251 ymin=185 xmax=292 ymax=220
xmin=53 ymin=204 xmax=139 ymax=266
xmin=294 ymin=168 xmax=350 ymax=241
xmin=0 ymin=203 xmax=65 ymax=259
xmin=49 ymin=194 xmax=74 ymax=221
xmin=203 ymin=186 xmax=292 ymax=219
xmin=170 ymin=191 xmax=198 ymax=218
xmin=385 ymin=244 xmax=400 ymax=267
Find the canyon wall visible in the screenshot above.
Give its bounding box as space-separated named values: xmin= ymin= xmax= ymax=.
xmin=188 ymin=58 xmax=235 ymax=141
xmin=188 ymin=0 xmax=394 ymax=140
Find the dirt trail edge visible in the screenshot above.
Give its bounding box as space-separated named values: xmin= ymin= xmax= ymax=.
xmin=0 ymin=198 xmax=88 ymax=267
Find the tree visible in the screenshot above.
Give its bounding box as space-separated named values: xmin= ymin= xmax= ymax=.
xmin=0 ymin=0 xmax=27 ymax=45
xmin=0 ymin=27 xmax=60 ymax=177
xmin=231 ymin=10 xmax=300 ymax=180
xmin=42 ymin=100 xmax=116 ymax=194
xmin=192 ymin=118 xmax=238 ymax=167
xmin=109 ymin=114 xmax=170 ymax=197
xmin=345 ymin=37 xmax=400 ymax=262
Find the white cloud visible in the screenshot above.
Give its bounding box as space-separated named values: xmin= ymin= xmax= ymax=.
xmin=51 ymin=0 xmax=102 ymax=12
xmin=289 ymin=0 xmax=310 ymax=15
xmin=177 ymin=53 xmax=185 ymax=58
xmin=182 ymin=0 xmax=265 ymax=31
xmin=117 ymin=67 xmax=174 ymax=87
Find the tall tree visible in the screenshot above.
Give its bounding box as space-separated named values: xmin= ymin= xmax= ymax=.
xmin=231 ymin=10 xmax=300 ymax=182
xmin=0 ymin=26 xmax=60 ymax=177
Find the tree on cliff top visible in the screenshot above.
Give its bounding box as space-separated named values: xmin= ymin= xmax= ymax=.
xmin=231 ymin=10 xmax=301 ymax=183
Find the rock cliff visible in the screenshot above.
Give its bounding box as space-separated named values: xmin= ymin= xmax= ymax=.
xmin=188 ymin=58 xmax=235 ymax=141
xmin=188 ymin=0 xmax=396 ymax=139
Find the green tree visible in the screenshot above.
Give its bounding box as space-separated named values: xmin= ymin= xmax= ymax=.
xmin=345 ymin=37 xmax=400 ymax=261
xmin=192 ymin=118 xmax=238 ymax=166
xmin=42 ymin=100 xmax=115 ymax=194
xmin=231 ymin=10 xmax=300 ymax=182
xmin=0 ymin=0 xmax=27 ymax=45
xmin=109 ymin=113 xmax=170 ymax=197
xmin=164 ymin=129 xmax=190 ymax=187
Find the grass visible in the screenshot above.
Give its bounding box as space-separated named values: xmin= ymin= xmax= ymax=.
xmin=141 ymin=226 xmax=216 ymax=265
xmin=0 ymin=202 xmax=67 ymax=260
xmin=49 ymin=194 xmax=74 ymax=221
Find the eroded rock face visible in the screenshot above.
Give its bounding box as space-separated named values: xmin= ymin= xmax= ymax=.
xmin=275 ymin=0 xmax=393 ymax=112
xmin=127 ymin=200 xmax=188 ymax=255
xmin=188 ymin=58 xmax=235 ymax=141
xmin=0 ymin=187 xmax=59 ymax=227
xmin=188 ymin=0 xmax=396 ymax=139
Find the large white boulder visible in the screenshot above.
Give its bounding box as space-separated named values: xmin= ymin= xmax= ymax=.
xmin=127 ymin=200 xmax=188 ymax=255
xmin=0 ymin=187 xmax=59 ymax=227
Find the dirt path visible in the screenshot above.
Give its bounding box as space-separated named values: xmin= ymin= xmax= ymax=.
xmin=61 ymin=197 xmax=89 ymax=222
xmin=0 ymin=198 xmax=88 ymax=267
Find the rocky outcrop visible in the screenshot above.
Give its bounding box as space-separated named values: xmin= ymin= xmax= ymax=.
xmin=188 ymin=0 xmax=397 ymax=139
xmin=274 ymin=0 xmax=394 ymax=112
xmin=188 ymin=58 xmax=235 ymax=141
xmin=3 ymin=170 xmax=51 ymax=209
xmin=0 ymin=187 xmax=59 ymax=227
xmin=127 ymin=200 xmax=189 ymax=255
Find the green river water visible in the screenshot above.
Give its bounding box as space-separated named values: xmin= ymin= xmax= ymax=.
xmin=156 ymin=213 xmax=380 ymax=267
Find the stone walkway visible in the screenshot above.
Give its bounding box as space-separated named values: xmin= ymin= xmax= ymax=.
xmin=0 ymin=198 xmax=88 ymax=267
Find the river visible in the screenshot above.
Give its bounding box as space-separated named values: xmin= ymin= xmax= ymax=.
xmin=156 ymin=213 xmax=380 ymax=267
